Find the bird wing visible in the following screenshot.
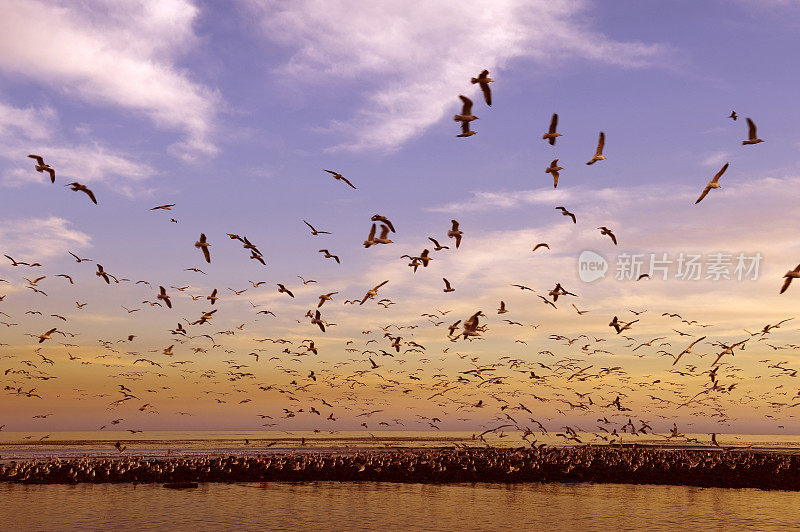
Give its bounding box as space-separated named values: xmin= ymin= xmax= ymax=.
xmin=747 ymin=117 xmax=757 ymax=139
xmin=780 ymin=276 xmax=793 ymax=294
xmin=451 ymin=219 xmax=459 ymax=231
xmin=374 ymin=280 xmax=389 ymax=289
xmin=695 ymin=185 xmax=712 ymax=204
xmin=459 ymin=95 xmax=473 ymax=115
xmin=28 ymin=155 xmax=44 ymax=165
xmin=710 ymin=163 xmax=728 ymax=184
xmin=83 ymin=188 xmax=98 ymax=204
xmin=549 ymin=113 xmax=558 ymax=134
xmin=341 ymin=176 xmax=357 ymax=189
xmin=480 ymin=82 xmax=492 ymax=106
xmin=596 ymin=131 xmax=605 ymax=155
xmin=202 ymin=246 xmax=211 ymax=263
xmin=304 ymin=220 xmax=316 ymax=231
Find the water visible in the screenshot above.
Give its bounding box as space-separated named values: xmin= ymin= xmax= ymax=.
xmin=2 ymin=481 xmax=797 ymax=531
xmin=3 ymin=430 xmax=800 ymax=460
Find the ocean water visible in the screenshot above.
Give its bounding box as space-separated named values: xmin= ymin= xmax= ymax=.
xmin=2 ymin=430 xmax=800 ymax=460
xmin=2 ymin=481 xmax=798 ymax=531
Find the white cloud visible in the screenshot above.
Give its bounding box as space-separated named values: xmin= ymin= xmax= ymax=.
xmin=0 ymin=101 xmax=56 ymax=140
xmin=0 ymin=0 xmax=219 ymax=160
xmin=0 ymin=216 xmax=91 ymax=261
xmin=0 ymin=101 xmax=155 ymax=189
xmin=245 ymin=0 xmax=667 ymax=152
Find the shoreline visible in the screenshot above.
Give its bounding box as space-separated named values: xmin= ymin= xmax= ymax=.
xmin=2 ymin=446 xmax=799 ymax=491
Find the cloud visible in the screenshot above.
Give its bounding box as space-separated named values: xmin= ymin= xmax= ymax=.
xmin=0 ymin=0 xmax=219 ymax=161
xmin=245 ymin=0 xmax=667 ymax=152
xmin=0 ymin=101 xmax=155 ymax=189
xmin=0 ymin=101 xmax=56 ymax=140
xmin=0 ymin=216 xmax=91 ymax=261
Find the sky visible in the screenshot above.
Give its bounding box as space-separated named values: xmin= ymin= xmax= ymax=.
xmin=2 ymin=0 xmax=800 ymax=438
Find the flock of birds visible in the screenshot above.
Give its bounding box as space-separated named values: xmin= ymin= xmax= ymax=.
xmin=1 ymin=69 xmax=798 ymax=457
xmin=3 ymin=446 xmax=799 ymax=490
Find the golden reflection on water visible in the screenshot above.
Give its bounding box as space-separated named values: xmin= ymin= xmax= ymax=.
xmin=2 ymin=481 xmax=797 ymax=531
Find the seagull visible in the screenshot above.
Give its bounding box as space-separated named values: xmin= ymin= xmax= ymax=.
xmin=363 ymin=223 xmax=377 ymax=248
xmin=542 ymin=113 xmax=561 ymax=145
xmin=497 ymin=301 xmax=508 ymax=314
xmin=38 ymin=327 xmax=57 ymax=343
xmin=672 ymin=336 xmax=707 ymax=366
xmin=428 ymin=237 xmax=449 ymax=251
xmin=456 ymin=121 xmax=476 ymax=137
xmin=150 ymin=204 xmax=175 ymax=210
xmin=728 ymin=111 xmax=737 ymax=121
xmin=442 ymin=278 xmax=455 ymax=293
xmin=598 ymin=226 xmax=618 ymax=245
xmin=194 ymin=233 xmax=211 ymax=263
xmin=545 ymin=159 xmax=562 ymax=188
xmin=742 ymin=118 xmax=764 ymax=145
xmin=454 ymin=95 xmax=478 ymax=123
xmin=28 ymin=155 xmax=55 ymax=182
xmin=572 ymin=304 xmax=589 ymax=315
xmin=96 ymin=264 xmax=110 ymax=284
xmin=157 ymin=286 xmax=172 ymax=309
xmin=555 ymin=206 xmax=576 ymax=224
xmin=318 ymin=249 xmax=340 ymax=264
xmin=360 ymin=280 xmax=389 ymax=305
xmin=68 ymin=252 xmax=91 ymax=263
xmin=310 ymin=310 xmax=326 ymax=332
xmin=585 ymin=131 xmax=606 ymax=165
xmin=66 ymin=182 xmax=97 ymax=204
xmin=303 ymin=220 xmax=330 ymax=235
xmin=532 ymin=243 xmax=550 ymax=252
xmin=471 ymin=69 xmax=493 ymax=106
xmin=447 ymin=220 xmax=463 ymax=248
xmin=780 ymin=264 xmax=800 ymax=294
xmin=318 ymin=291 xmax=338 ymax=307
xmin=277 ymin=284 xmax=295 ymax=297
xmin=323 ymin=169 xmax=357 ymax=189
xmin=695 ymin=163 xmax=729 ymax=204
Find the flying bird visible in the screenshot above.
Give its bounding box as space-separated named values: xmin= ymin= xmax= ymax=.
xmin=742 ymin=118 xmax=764 ymax=145
xmin=442 ymin=278 xmax=455 ymax=293
xmin=542 ymin=113 xmax=561 ymax=145
xmin=447 ymin=220 xmax=463 ymax=248
xmin=323 ymin=169 xmax=357 ymax=189
xmin=194 ymin=233 xmax=211 ymax=263
xmin=454 ymin=95 xmax=478 ymax=123
xmin=470 ymin=69 xmax=493 ymax=106
xmin=303 ymin=220 xmax=330 ymax=235
xmin=598 ymin=226 xmax=618 ymax=245
xmin=545 ymin=159 xmax=562 ymax=188
xmin=555 ymin=206 xmax=576 ymax=224
xmin=695 ymin=163 xmax=729 ymax=204
xmin=28 ymin=154 xmax=55 ymax=183
xmin=585 ymin=131 xmax=606 ymax=165
xmin=780 ymin=264 xmax=800 ymax=294
xmin=66 ymin=182 xmax=97 ymax=204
